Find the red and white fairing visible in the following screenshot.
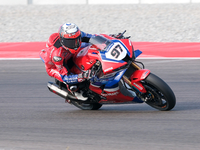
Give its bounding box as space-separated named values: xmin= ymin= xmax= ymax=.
xmin=71 ymin=34 xmax=144 ymax=103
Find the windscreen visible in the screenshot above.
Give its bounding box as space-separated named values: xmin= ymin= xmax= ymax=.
xmin=89 ymin=35 xmax=111 ymax=51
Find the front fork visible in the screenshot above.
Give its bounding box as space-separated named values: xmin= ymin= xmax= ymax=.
xmin=122 ymin=62 xmax=150 ymax=94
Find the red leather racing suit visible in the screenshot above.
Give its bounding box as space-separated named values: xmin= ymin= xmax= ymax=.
xmin=43 ymin=31 xmax=92 ymax=84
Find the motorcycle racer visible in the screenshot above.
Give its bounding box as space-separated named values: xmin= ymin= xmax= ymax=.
xmin=40 ymin=27 xmax=176 ymax=110
xmin=43 ymin=23 xmax=94 ymax=100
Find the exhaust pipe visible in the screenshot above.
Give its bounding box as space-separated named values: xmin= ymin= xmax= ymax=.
xmin=47 ymin=82 xmax=68 ymax=99
xmin=47 ymin=82 xmax=88 ymax=101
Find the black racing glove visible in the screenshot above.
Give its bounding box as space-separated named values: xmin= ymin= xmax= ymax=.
xmin=110 ymin=30 xmax=131 ymax=39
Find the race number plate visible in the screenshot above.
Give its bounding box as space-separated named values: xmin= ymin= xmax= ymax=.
xmin=105 ymin=41 xmax=127 ymax=61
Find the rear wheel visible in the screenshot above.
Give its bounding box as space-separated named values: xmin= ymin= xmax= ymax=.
xmin=71 ymin=101 xmax=102 ymax=110
xmin=142 ymin=73 xmax=176 ymax=111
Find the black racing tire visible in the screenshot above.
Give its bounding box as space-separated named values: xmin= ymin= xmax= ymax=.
xmin=143 ymin=73 xmax=176 ymax=111
xmin=71 ymin=101 xmax=102 ymax=110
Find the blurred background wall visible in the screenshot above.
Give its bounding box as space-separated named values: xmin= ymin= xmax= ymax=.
xmin=0 ymin=0 xmax=200 ymax=5
xmin=1 ymin=1 xmax=200 ymax=43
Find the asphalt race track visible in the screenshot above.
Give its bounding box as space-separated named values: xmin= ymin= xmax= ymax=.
xmin=1 ymin=3 xmax=200 ymax=150
xmin=0 ymin=59 xmax=200 ymax=150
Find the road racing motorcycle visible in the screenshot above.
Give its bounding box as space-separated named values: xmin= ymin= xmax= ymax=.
xmin=40 ymin=31 xmax=176 ymax=111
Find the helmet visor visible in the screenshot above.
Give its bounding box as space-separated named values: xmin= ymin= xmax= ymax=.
xmin=62 ymin=36 xmax=81 ymax=50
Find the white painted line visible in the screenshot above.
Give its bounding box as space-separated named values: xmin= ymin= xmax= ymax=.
xmin=1 ymin=57 xmax=200 ymax=60
xmin=137 ymin=57 xmax=200 ymax=59
xmin=140 ymin=59 xmax=198 ymax=64
xmin=0 ymin=58 xmax=40 ymax=60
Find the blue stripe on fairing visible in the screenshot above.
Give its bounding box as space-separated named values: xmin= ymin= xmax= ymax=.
xmin=132 ymin=97 xmax=144 ymax=103
xmin=40 ymin=56 xmax=45 ymax=63
xmin=105 ymin=69 xmax=126 ymax=88
xmin=134 ymin=49 xmax=142 ymax=58
xmin=91 ymin=69 xmax=126 ymax=88
xmin=100 ymin=53 xmax=125 ymax=63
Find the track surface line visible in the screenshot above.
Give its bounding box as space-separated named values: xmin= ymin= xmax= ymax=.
xmin=0 ymin=42 xmax=200 ymax=59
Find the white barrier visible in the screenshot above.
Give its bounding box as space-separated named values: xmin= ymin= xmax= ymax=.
xmin=88 ymin=0 xmax=139 ymax=4
xmin=1 ymin=0 xmax=200 ymax=5
xmin=32 ymin=0 xmax=86 ymax=5
xmin=0 ymin=0 xmax=27 ymax=5
xmin=141 ymin=0 xmax=190 ymax=3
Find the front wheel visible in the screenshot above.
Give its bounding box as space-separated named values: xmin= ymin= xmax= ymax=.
xmin=142 ymin=73 xmax=176 ymax=111
xmin=71 ymin=101 xmax=102 ymax=110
